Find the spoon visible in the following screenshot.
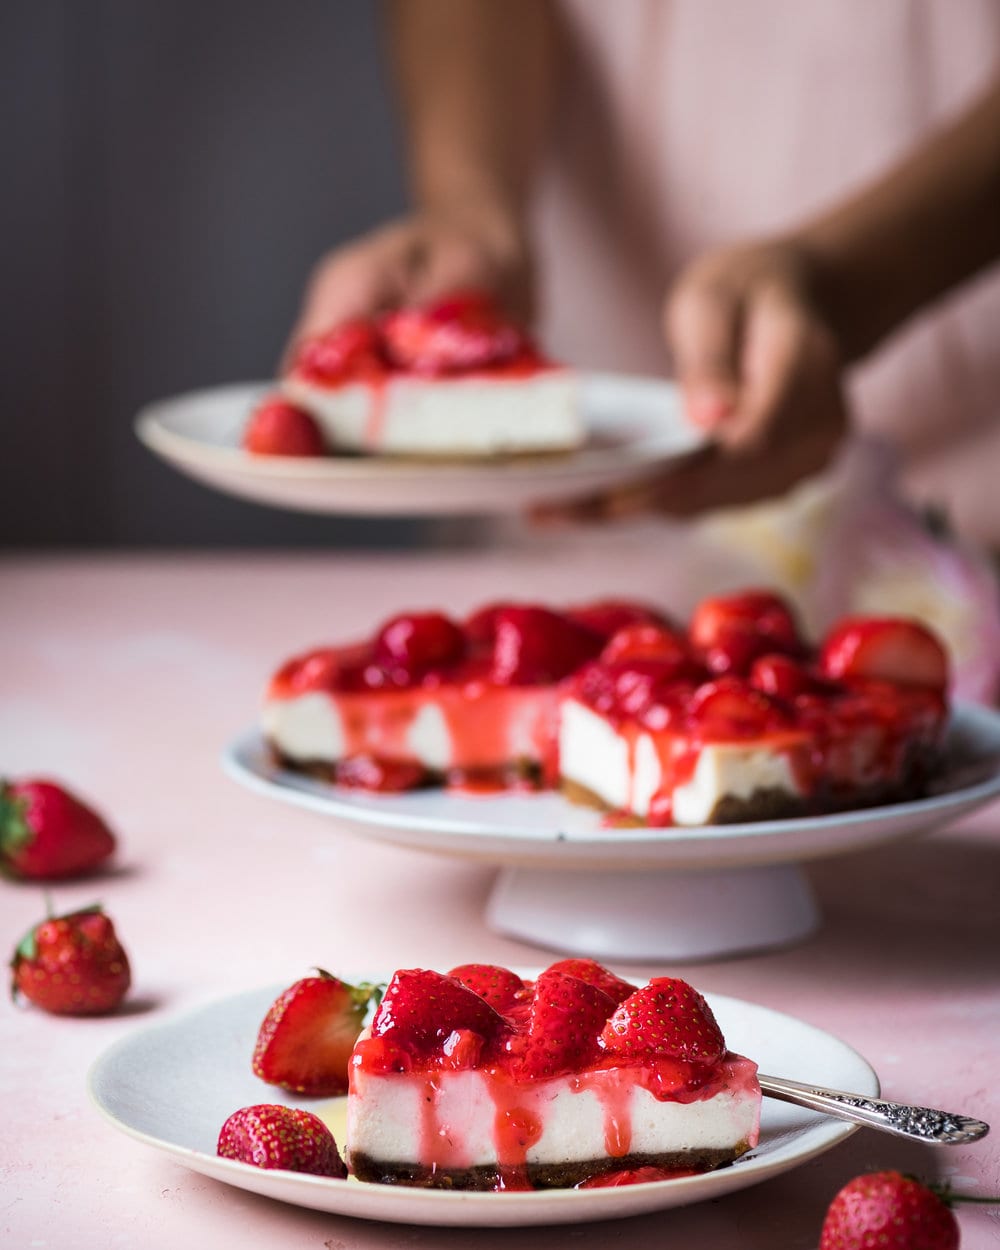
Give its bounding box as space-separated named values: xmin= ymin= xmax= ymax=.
xmin=759 ymin=1074 xmax=990 ymax=1145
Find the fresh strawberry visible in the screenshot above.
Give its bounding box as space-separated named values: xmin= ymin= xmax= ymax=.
xmin=243 ymin=397 xmax=325 ymax=456
xmin=688 ymin=677 xmax=790 ymax=737
xmin=292 ymin=318 xmax=384 ymax=384
xmin=0 ymin=779 xmax=116 ymax=880
xmin=334 ymin=754 xmax=428 ymax=792
xmin=11 ymin=905 xmax=130 ymax=1016
xmin=544 ymin=958 xmax=636 ymax=1005
xmin=820 ymin=1171 xmax=959 ymax=1250
xmin=567 ymin=600 xmax=673 ymax=640
xmin=819 ymin=618 xmax=949 ymax=691
xmin=217 ymin=1103 xmax=347 ymax=1178
xmin=506 ymin=969 xmax=615 ymax=1078
xmin=600 ymin=976 xmax=725 ymax=1064
xmin=490 ymin=606 xmax=603 ymax=685
xmin=379 ymin=292 xmax=532 ymax=375
xmin=448 ymin=963 xmax=527 ymax=1012
xmin=253 ymin=971 xmax=379 ymax=1096
xmin=371 ymin=969 xmax=506 ymax=1058
xmin=373 ymin=611 xmax=466 ymax=676
xmin=689 ymin=590 xmax=802 ymax=654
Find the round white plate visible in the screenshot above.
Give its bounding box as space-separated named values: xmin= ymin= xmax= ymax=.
xmin=88 ymin=983 xmax=877 ymax=1227
xmin=222 ymin=702 xmax=1000 ymax=873
xmin=134 ymin=374 xmax=702 ymax=515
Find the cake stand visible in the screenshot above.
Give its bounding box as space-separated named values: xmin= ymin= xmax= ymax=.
xmin=223 ymin=702 xmax=1000 ymax=961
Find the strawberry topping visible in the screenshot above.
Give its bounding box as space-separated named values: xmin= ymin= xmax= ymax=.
xmin=819 ymin=618 xmax=949 ymax=691
xmin=600 ymin=977 xmax=726 ymax=1065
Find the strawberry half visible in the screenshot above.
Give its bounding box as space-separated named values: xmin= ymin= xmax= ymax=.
xmin=506 ymin=969 xmax=616 ymax=1079
xmin=252 ymin=972 xmax=380 ymax=1096
xmin=217 ymin=1104 xmax=347 ymax=1178
xmin=0 ymin=778 xmax=116 ymax=880
xmin=820 ymin=1171 xmax=959 ymax=1250
xmin=11 ymin=904 xmax=131 ymax=1016
xmin=490 ymin=606 xmax=603 ymax=685
xmin=544 ymin=958 xmax=637 ymax=1006
xmin=600 ymin=976 xmax=726 ymax=1064
xmin=819 ymin=618 xmax=949 ymax=691
xmin=371 ymin=968 xmax=507 ymax=1059
xmin=448 ymin=963 xmax=527 ymax=1013
xmin=689 ymin=590 xmax=802 ymax=654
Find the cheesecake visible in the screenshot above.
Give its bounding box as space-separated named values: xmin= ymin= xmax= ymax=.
xmin=346 ymin=960 xmax=761 ymax=1190
xmin=276 ymin=291 xmax=581 ymax=458
xmin=262 ymin=591 xmax=949 ymax=822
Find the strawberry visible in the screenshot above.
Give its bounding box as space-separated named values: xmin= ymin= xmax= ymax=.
xmin=371 ymin=968 xmax=506 ymax=1058
xmin=292 ymin=318 xmax=384 ymax=384
xmin=688 ymin=677 xmax=791 ymax=737
xmin=567 ymin=600 xmax=673 ymax=640
xmin=253 ymin=971 xmax=379 ymax=1096
xmin=600 ymin=977 xmax=725 ymax=1064
xmin=506 ymin=969 xmax=615 ymax=1078
xmin=0 ymin=779 xmax=116 ymax=880
xmin=334 ymin=754 xmax=428 ymax=793
xmin=379 ymin=292 xmax=532 ymax=375
xmin=243 ymin=397 xmax=325 ymax=456
xmin=217 ymin=1104 xmax=347 ymax=1178
xmin=11 ymin=905 xmax=130 ymax=1016
xmin=373 ymin=611 xmax=466 ymax=677
xmin=600 ymin=623 xmax=694 ymax=671
xmin=749 ymin=653 xmax=817 ymax=700
xmin=819 ymin=619 xmax=949 ymax=691
xmin=820 ymin=1171 xmax=958 ymax=1250
xmin=490 ymin=606 xmax=603 ymax=685
xmin=448 ymin=963 xmax=527 ymax=1012
xmin=689 ymin=590 xmax=802 ymax=654
xmin=544 ymin=958 xmax=636 ymax=1005
xmin=578 ymin=1165 xmax=699 ymax=1187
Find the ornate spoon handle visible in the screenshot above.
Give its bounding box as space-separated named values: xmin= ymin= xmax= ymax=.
xmin=759 ymin=1074 xmax=990 ymax=1145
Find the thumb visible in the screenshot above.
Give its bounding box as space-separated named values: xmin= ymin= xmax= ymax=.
xmin=664 ymin=272 xmax=743 ymax=430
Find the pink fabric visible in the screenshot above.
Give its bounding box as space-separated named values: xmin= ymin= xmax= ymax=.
xmin=535 ymin=0 xmax=1000 ymax=544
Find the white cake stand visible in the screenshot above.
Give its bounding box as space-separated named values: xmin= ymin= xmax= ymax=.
xmin=223 ymin=703 xmax=1000 ymax=961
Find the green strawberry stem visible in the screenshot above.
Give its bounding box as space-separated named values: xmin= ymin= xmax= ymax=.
xmin=0 ymin=783 xmax=31 ymax=857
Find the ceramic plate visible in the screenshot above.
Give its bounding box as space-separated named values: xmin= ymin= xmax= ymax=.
xmin=222 ymin=702 xmax=1000 ymax=872
xmin=88 ymin=983 xmax=876 ymax=1227
xmin=134 ymin=374 xmax=702 ymax=515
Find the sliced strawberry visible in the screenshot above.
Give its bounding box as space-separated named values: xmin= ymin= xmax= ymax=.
xmin=702 ymin=625 xmax=768 ymax=677
xmin=688 ymin=677 xmax=790 ymax=737
xmin=252 ymin=971 xmax=379 ymax=1096
xmin=291 ymin=318 xmax=385 ymax=384
xmin=448 ymin=963 xmax=527 ymax=1012
xmin=379 ymin=293 xmax=535 ymax=376
xmin=490 ymin=606 xmax=603 ymax=685
xmin=334 ymin=755 xmax=428 ymax=793
xmin=0 ymin=779 xmax=116 ymax=880
xmin=567 ymin=600 xmax=674 ymax=640
xmin=11 ymin=905 xmax=130 ymax=1016
xmin=578 ymin=1166 xmax=699 ymax=1188
xmin=544 ymin=958 xmax=636 ymax=1005
xmin=463 ymin=601 xmax=518 ymax=645
xmin=371 ymin=969 xmax=507 ymax=1058
xmin=600 ymin=976 xmax=725 ymax=1064
xmin=243 ymin=398 xmax=325 ymax=456
xmin=689 ymin=590 xmax=801 ymax=654
xmin=819 ymin=618 xmax=949 ymax=691
xmin=748 ymin=653 xmax=817 ymax=700
xmin=505 ymin=969 xmax=615 ymax=1078
xmin=600 ymin=623 xmax=694 ymax=671
xmin=217 ymin=1104 xmax=347 ymax=1178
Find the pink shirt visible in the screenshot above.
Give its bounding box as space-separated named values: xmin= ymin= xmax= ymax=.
xmin=534 ymin=0 xmax=1000 ymax=546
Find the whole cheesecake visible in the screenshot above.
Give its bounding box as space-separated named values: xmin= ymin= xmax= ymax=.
xmin=261 ymin=590 xmax=950 ymax=825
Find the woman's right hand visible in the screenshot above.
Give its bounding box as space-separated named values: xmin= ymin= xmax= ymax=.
xmin=283 ymin=205 xmax=534 ymax=366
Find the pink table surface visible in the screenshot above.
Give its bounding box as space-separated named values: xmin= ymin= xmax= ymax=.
xmin=2 ymin=550 xmax=1000 ymax=1249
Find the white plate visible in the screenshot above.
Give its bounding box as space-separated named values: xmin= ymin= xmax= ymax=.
xmin=134 ymin=374 xmax=702 ymax=515
xmin=222 ymin=702 xmax=1000 ymax=872
xmin=88 ymin=983 xmax=877 ymax=1227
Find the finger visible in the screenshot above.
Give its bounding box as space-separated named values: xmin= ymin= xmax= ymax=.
xmin=665 ymin=272 xmax=743 ymax=430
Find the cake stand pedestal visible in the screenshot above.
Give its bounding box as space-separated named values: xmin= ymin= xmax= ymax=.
xmin=486 ymin=863 xmax=820 ymax=961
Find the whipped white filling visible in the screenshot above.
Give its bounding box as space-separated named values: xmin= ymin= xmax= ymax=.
xmin=282 ymin=371 xmax=581 ymax=456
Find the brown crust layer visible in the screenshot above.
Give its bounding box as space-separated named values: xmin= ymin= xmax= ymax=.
xmin=349 ymin=1142 xmax=750 ymax=1190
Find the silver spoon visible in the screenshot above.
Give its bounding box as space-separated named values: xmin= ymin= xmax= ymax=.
xmin=759 ymin=1074 xmax=990 ymax=1145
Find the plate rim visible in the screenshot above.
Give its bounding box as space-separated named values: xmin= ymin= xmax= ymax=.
xmin=87 ymin=981 xmax=876 ymax=1227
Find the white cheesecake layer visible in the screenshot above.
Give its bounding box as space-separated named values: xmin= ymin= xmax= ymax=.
xmin=559 ymin=699 xmax=806 ymax=823
xmin=348 ymin=1062 xmax=760 ymax=1170
xmin=282 ymin=370 xmax=581 ymax=456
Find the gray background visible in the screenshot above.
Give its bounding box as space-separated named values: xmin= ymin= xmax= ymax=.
xmin=3 ymin=1 xmax=424 ymax=549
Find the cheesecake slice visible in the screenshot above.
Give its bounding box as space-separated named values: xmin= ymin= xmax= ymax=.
xmin=275 ymin=291 xmax=581 ymax=458
xmin=346 ymin=960 xmax=761 ymax=1190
